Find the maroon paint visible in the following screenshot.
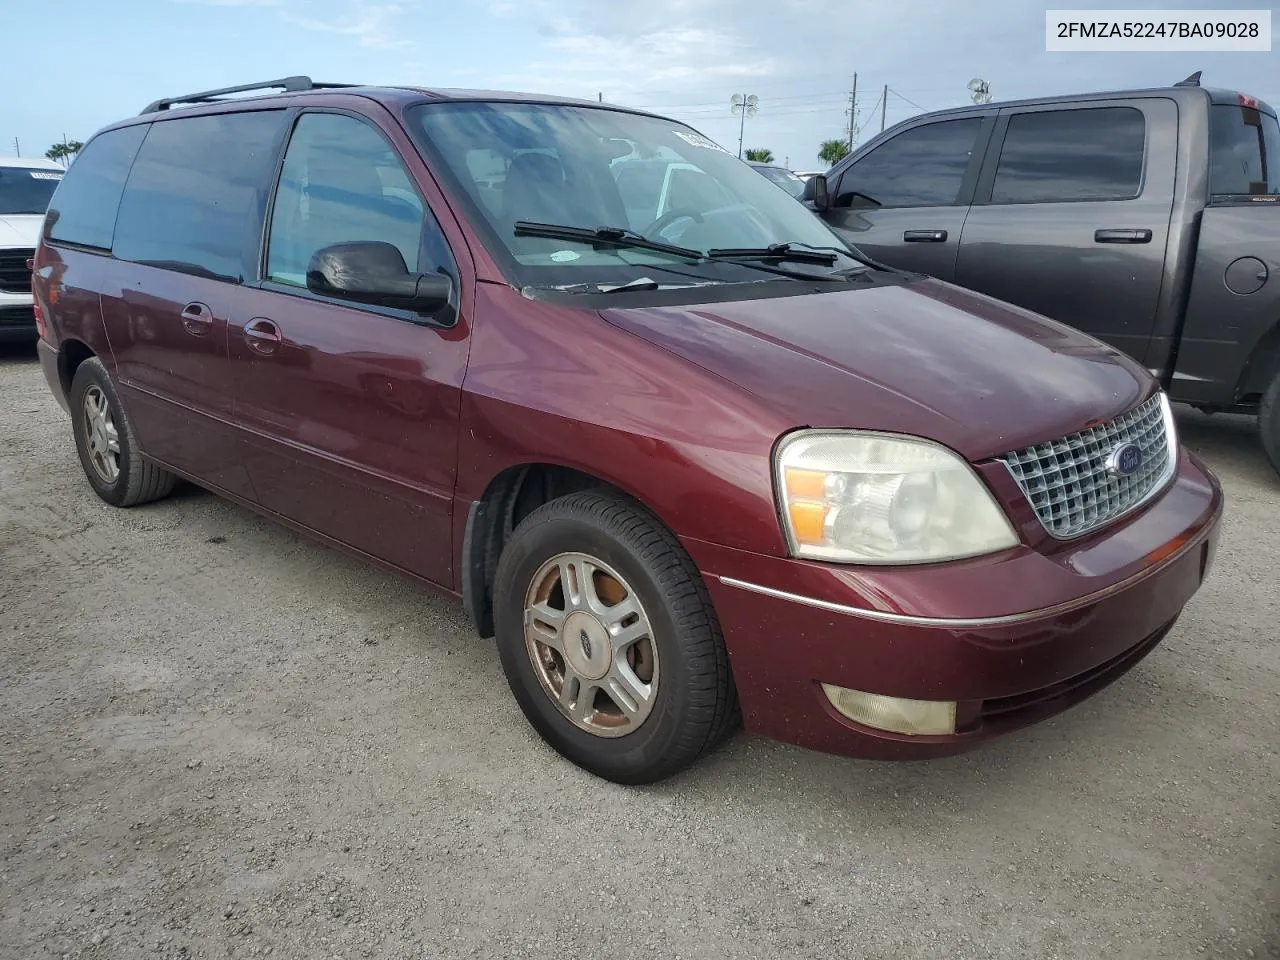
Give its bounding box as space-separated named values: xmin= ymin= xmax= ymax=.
xmin=32 ymin=85 xmax=1227 ymax=764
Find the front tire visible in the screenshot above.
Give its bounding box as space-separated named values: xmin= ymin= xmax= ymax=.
xmin=492 ymin=491 xmax=738 ymax=784
xmin=70 ymin=358 xmax=176 ymax=507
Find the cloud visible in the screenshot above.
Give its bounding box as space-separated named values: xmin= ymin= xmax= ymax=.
xmin=283 ymin=2 xmax=413 ymax=50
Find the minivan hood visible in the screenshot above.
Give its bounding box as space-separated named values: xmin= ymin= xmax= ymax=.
xmin=598 ymin=277 xmax=1152 ymax=462
xmin=0 ymin=215 xmax=44 ymax=247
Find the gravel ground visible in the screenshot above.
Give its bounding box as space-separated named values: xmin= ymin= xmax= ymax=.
xmin=0 ymin=342 xmax=1276 ymax=960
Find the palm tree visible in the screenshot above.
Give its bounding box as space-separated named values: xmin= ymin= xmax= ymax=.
xmin=744 ymin=148 xmax=774 ymax=163
xmin=44 ymin=140 xmax=83 ymax=168
xmin=818 ymin=139 xmax=851 ymax=167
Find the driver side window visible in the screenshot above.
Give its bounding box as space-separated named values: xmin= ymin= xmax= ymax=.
xmin=835 ymin=117 xmax=983 ymax=209
xmin=267 ymin=113 xmax=452 ymax=287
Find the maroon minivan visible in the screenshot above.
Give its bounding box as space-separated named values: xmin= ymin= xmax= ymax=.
xmin=32 ymin=78 xmax=1223 ymax=783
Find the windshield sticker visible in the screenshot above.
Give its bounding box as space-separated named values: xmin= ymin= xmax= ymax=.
xmin=549 ymin=250 xmax=581 ymax=262
xmin=29 ymin=171 xmax=63 ymax=180
xmin=673 ymin=131 xmax=727 ymax=152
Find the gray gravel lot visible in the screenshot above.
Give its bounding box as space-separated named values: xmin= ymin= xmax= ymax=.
xmin=0 ymin=343 xmax=1276 ymax=960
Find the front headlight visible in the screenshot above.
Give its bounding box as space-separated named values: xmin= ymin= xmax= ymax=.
xmin=774 ymin=430 xmax=1019 ymax=564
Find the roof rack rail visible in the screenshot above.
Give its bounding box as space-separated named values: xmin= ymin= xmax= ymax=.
xmin=140 ymin=76 xmax=356 ymax=114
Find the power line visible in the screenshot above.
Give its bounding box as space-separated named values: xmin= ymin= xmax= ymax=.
xmin=630 ymin=91 xmax=848 ymax=111
xmin=887 ymin=88 xmax=931 ymax=112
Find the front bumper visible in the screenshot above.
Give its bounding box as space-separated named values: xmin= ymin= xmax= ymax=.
xmin=682 ymin=451 xmax=1223 ymax=760
xmin=0 ymin=302 xmax=36 ymax=342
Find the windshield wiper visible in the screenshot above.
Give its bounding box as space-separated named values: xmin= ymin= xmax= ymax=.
xmin=705 ymin=243 xmax=839 ymax=265
xmin=514 ymin=220 xmax=849 ymax=284
xmin=514 ymin=221 xmax=703 ymax=262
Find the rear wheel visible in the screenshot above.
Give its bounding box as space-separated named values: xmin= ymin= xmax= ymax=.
xmin=492 ymin=491 xmax=738 ymax=784
xmin=70 ymin=358 xmax=176 ymax=507
xmin=1262 ymin=369 xmax=1280 ymax=478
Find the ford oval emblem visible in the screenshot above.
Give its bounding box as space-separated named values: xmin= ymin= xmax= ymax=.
xmin=1107 ymin=442 xmax=1143 ymax=477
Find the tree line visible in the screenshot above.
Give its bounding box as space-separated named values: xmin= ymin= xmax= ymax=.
xmin=744 ymin=140 xmax=852 ymax=169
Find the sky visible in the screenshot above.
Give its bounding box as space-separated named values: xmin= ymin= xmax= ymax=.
xmin=3 ymin=0 xmax=1277 ymax=170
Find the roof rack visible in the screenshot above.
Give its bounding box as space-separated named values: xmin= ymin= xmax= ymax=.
xmin=140 ymin=76 xmax=356 ymax=114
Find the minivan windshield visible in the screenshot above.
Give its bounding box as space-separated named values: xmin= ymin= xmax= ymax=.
xmin=1209 ymin=102 xmax=1280 ymax=199
xmin=410 ymin=102 xmax=865 ymax=288
xmin=0 ymin=166 xmax=63 ymax=215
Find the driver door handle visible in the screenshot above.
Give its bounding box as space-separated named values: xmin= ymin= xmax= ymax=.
xmin=243 ymin=317 xmax=282 ymax=356
xmin=904 ymin=229 xmax=947 ymax=243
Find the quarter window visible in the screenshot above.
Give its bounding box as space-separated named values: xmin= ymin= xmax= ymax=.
xmin=835 ymin=118 xmax=983 ymax=209
xmin=990 ymin=107 xmax=1146 ymax=204
xmin=45 ymin=125 xmax=147 ymax=250
xmin=266 ymin=113 xmax=452 ymax=289
xmin=113 ymin=111 xmax=287 ymax=281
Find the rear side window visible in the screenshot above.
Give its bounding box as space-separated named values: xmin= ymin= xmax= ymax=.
xmin=835 ymin=118 xmax=983 ymax=209
xmin=1210 ymin=103 xmax=1280 ymax=198
xmin=45 ymin=125 xmax=147 ymax=249
xmin=113 ymin=111 xmax=288 ymax=282
xmin=990 ymin=107 xmax=1146 ymax=204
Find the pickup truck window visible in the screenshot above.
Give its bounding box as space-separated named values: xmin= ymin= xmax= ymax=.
xmin=834 ymin=118 xmax=982 ymax=209
xmin=1209 ymin=103 xmax=1280 ymax=199
xmin=991 ymin=107 xmax=1145 ymax=204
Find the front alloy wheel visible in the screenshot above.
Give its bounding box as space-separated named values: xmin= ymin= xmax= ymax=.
xmin=524 ymin=552 xmax=659 ymax=737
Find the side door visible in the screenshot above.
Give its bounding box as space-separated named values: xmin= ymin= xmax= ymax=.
xmin=102 ymin=109 xmax=290 ymax=497
xmin=953 ymin=99 xmax=1177 ymax=362
xmin=230 ymin=109 xmax=469 ymax=588
xmin=819 ymin=114 xmax=993 ymax=280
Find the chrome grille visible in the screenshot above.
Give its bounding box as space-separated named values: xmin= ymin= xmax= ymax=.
xmin=999 ymin=394 xmax=1174 ymax=539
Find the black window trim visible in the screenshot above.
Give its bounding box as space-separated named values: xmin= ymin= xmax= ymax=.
xmin=827 ymin=110 xmax=996 ymax=211
xmin=971 ymin=100 xmax=1151 ymax=207
xmin=254 ymin=105 xmax=461 ymax=329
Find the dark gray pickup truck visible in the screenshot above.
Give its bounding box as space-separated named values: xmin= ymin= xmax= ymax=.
xmin=803 ymin=75 xmax=1280 ymax=475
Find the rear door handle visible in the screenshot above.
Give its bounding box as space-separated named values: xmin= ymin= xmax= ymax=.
xmin=1094 ymin=228 xmax=1152 ymax=244
xmin=180 ymin=301 xmax=214 ymax=337
xmin=243 ymin=317 xmax=282 ymax=356
xmin=903 ymin=229 xmax=948 ymax=243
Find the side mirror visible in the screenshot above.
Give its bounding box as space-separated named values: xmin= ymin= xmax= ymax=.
xmin=306 ymin=241 xmax=451 ymax=314
xmin=801 ymin=174 xmax=830 ymax=212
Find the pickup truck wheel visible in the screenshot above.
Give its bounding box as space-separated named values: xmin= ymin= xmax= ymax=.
xmin=70 ymin=358 xmax=177 ymax=507
xmin=492 ymin=490 xmax=738 ymax=784
xmin=1262 ymin=370 xmax=1280 ymax=477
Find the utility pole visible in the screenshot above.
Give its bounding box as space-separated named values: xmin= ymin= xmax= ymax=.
xmin=880 ymin=84 xmax=888 ymax=132
xmin=598 ymin=92 xmax=603 ymax=102
xmin=12 ymin=137 xmax=18 ymax=157
xmin=846 ymin=72 xmax=858 ymax=148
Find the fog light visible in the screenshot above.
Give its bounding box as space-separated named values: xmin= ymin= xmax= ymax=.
xmin=821 ymin=683 xmax=957 ymax=735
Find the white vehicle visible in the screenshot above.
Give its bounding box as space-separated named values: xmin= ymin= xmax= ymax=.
xmin=1 ymin=156 xmax=64 ymax=342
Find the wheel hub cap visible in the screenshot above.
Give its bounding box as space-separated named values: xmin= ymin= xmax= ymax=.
xmin=562 ymin=611 xmax=611 ymax=681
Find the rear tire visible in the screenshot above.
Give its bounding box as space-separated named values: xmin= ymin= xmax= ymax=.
xmin=492 ymin=490 xmax=738 ymax=784
xmin=70 ymin=358 xmax=176 ymax=507
xmin=1262 ymin=370 xmax=1280 ymax=478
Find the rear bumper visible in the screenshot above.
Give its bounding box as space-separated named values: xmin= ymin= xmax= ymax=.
xmin=37 ymin=338 xmax=69 ymax=413
xmin=683 ymin=451 xmax=1223 ymax=760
